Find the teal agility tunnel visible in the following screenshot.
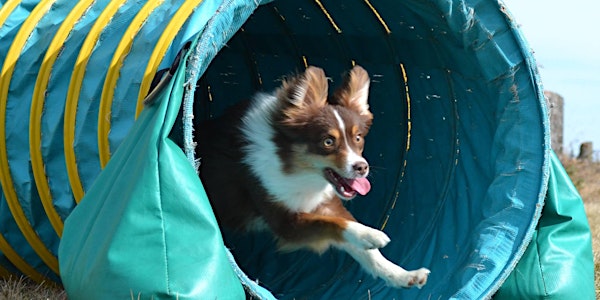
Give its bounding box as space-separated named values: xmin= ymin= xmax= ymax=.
xmin=0 ymin=0 xmax=594 ymax=299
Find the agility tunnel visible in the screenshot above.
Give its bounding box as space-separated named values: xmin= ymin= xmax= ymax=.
xmin=0 ymin=0 xmax=594 ymax=299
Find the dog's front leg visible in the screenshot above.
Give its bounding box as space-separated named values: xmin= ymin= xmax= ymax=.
xmin=337 ymin=244 xmax=430 ymax=289
xmin=269 ymin=209 xmax=430 ymax=288
xmin=271 ymin=212 xmax=390 ymax=253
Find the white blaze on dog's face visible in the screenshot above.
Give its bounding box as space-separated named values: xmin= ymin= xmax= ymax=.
xmin=278 ymin=66 xmax=374 ymax=200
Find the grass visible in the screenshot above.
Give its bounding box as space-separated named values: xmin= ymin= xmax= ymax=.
xmin=560 ymin=156 xmax=600 ymax=296
xmin=0 ymin=276 xmax=66 ymax=300
xmin=0 ymin=157 xmax=598 ymax=299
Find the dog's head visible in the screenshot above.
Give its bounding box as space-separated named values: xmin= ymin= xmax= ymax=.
xmin=275 ymin=65 xmax=374 ymax=200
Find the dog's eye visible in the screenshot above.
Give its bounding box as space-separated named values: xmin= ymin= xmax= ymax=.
xmin=355 ymin=134 xmax=362 ymax=143
xmin=323 ymin=137 xmax=335 ymax=147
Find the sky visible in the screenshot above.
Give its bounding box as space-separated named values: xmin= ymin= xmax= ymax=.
xmin=501 ymin=0 xmax=600 ymax=157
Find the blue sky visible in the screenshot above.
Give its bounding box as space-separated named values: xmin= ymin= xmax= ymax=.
xmin=502 ymin=0 xmax=600 ymax=156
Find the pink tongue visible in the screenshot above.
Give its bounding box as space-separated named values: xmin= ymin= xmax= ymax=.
xmin=347 ymin=178 xmax=371 ymax=195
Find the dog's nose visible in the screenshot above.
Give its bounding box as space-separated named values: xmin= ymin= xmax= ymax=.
xmin=353 ymin=162 xmax=369 ymax=176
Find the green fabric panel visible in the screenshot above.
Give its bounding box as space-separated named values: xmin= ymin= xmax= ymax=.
xmin=494 ymin=151 xmax=595 ymax=299
xmin=58 ymin=47 xmax=244 ymax=299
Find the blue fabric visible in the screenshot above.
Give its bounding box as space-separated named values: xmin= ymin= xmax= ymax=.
xmin=0 ymin=0 xmax=82 ymax=282
xmin=191 ymin=1 xmax=548 ymax=298
xmin=59 ymin=44 xmax=245 ymax=299
xmin=0 ymin=0 xmax=277 ymax=296
xmin=1 ymin=0 xmax=589 ymax=299
xmin=179 ymin=1 xmax=276 ymax=297
xmin=73 ymin=0 xmax=144 ymax=192
xmin=41 ymin=0 xmax=112 ymax=222
xmin=494 ymin=151 xmax=595 ymax=299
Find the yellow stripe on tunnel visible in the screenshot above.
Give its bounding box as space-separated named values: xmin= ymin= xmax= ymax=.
xmin=0 ymin=0 xmax=53 ymax=284
xmin=31 ymin=0 xmax=96 ymax=238
xmin=135 ymin=0 xmax=207 ymax=117
xmin=98 ymin=0 xmax=165 ymax=168
xmin=0 ymin=0 xmax=60 ymax=276
xmin=64 ymin=0 xmax=128 ymax=203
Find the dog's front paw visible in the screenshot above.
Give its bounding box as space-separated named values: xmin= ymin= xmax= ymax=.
xmin=343 ymin=222 xmax=390 ymax=249
xmin=383 ymin=267 xmax=430 ymax=289
xmin=405 ymin=268 xmax=430 ymax=289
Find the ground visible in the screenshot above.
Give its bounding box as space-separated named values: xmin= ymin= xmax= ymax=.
xmin=0 ymin=276 xmax=65 ymax=299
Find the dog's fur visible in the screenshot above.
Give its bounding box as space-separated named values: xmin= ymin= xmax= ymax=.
xmin=196 ymin=66 xmax=430 ymax=289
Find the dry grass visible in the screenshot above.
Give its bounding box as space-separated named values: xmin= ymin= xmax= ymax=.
xmin=1 ymin=157 xmax=598 ymax=299
xmin=0 ymin=276 xmax=66 ymax=300
xmin=560 ymin=156 xmax=600 ymax=296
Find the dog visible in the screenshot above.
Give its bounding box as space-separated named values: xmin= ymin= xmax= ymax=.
xmin=196 ymin=65 xmax=430 ymax=289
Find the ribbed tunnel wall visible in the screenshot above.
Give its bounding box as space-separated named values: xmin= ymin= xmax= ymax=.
xmin=0 ymin=0 xmax=549 ymax=299
xmin=192 ymin=1 xmax=548 ymax=298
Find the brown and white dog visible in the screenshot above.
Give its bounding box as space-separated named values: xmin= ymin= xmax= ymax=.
xmin=196 ymin=65 xmax=430 ymax=289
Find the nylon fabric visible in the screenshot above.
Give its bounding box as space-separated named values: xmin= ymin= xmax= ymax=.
xmin=30 ymin=0 xmax=97 ymax=237
xmin=58 ymin=46 xmax=245 ymax=299
xmin=494 ymin=151 xmax=595 ymax=299
xmin=0 ymin=0 xmax=72 ymax=279
xmin=96 ymin=0 xmax=168 ymax=168
xmin=0 ymin=0 xmax=593 ymax=299
xmin=179 ymin=0 xmax=276 ymax=297
xmin=191 ymin=1 xmax=548 ymax=298
xmin=0 ymin=1 xmax=51 ymax=271
xmin=68 ymin=0 xmax=148 ymax=201
xmin=0 ymin=0 xmax=259 ymax=286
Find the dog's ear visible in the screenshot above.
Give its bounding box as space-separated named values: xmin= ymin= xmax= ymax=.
xmin=280 ymin=66 xmax=328 ymax=108
xmin=332 ymin=65 xmax=373 ymax=120
xmin=302 ymin=66 xmax=329 ymax=108
xmin=278 ymin=66 xmax=328 ymax=126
